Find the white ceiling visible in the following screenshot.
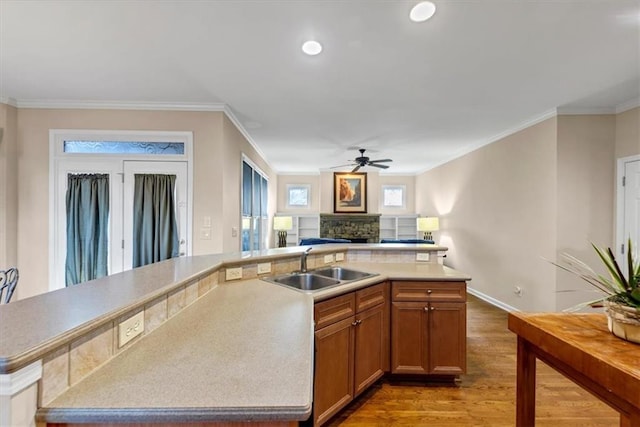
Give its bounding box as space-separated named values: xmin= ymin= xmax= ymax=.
xmin=1 ymin=0 xmax=639 ymax=174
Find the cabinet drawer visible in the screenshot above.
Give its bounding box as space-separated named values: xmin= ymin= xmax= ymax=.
xmin=315 ymin=292 xmax=356 ymax=330
xmin=392 ymin=281 xmax=466 ymax=302
xmin=356 ymin=282 xmax=388 ymax=313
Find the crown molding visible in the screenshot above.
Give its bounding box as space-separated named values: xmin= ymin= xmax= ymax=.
xmin=415 ymin=108 xmax=558 ymax=175
xmin=0 ymin=97 xmax=18 ymax=107
xmin=616 ymin=98 xmax=640 ymax=114
xmin=4 ymin=98 xmax=275 ymax=174
xmin=222 ymin=105 xmax=273 ymax=173
xmin=556 ymin=106 xmax=616 ymax=115
xmin=277 ymin=171 xmax=321 ymax=176
xmin=13 ymin=99 xmax=227 ymax=111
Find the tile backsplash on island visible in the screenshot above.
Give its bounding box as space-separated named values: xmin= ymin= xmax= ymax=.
xmin=36 ymin=245 xmax=442 ymax=407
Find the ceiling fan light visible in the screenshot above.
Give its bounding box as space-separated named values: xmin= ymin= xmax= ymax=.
xmin=302 ymin=40 xmax=322 ymax=56
xmin=410 ymin=1 xmax=436 ymax=22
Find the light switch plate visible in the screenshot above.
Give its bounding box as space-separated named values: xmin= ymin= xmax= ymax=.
xmin=226 ymin=267 xmax=243 ymax=281
xmin=119 ymin=311 xmax=145 ymax=348
xmin=257 ymin=262 xmax=271 ymax=274
xmin=335 ymin=252 xmax=345 ymax=262
xmin=200 ymin=228 xmax=211 ymax=240
xmin=416 ymin=252 xmax=430 ymax=262
xmin=324 ymin=254 xmax=335 ymax=264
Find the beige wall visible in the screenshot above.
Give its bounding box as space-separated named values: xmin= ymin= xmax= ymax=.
xmin=279 ymin=171 xmax=399 ymax=215
xmin=8 ymin=108 xmax=268 ymax=299
xmin=417 ymin=118 xmax=558 ymax=311
xmin=555 ymin=115 xmax=615 ymax=309
xmin=0 ymin=104 xmax=18 ymax=272
xmin=615 ymin=107 xmax=640 ymax=160
xmin=379 ymin=175 xmax=416 ymax=215
xmin=221 ymin=115 xmax=276 ymax=252
xmin=276 ymin=174 xmax=321 ymax=214
xmin=416 ymin=111 xmax=634 ymax=312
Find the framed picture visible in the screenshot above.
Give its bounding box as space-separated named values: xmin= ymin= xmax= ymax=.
xmin=334 ymin=172 xmax=367 ymax=213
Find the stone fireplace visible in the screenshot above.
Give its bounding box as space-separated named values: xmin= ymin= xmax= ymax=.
xmin=319 ymin=213 xmax=381 ymax=243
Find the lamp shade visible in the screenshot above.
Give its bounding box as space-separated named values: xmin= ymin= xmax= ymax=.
xmin=273 ymin=216 xmax=293 ymax=231
xmin=417 ymin=217 xmax=439 ymax=232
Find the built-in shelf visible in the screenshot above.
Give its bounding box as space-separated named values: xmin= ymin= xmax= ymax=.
xmin=380 ymin=215 xmax=419 ymax=240
xmin=274 ymin=214 xmax=419 ymax=246
xmin=274 ymin=214 xmax=320 ymax=247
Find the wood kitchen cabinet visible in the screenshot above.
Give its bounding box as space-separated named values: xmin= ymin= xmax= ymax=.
xmin=391 ymin=281 xmax=466 ymax=376
xmin=313 ymin=282 xmax=389 ymax=426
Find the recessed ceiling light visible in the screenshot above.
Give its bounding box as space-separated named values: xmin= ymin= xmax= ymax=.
xmin=302 ymin=40 xmax=322 ymax=56
xmin=410 ymin=1 xmax=436 ymax=22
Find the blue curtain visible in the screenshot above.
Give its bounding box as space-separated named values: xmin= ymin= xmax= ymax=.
xmin=133 ymin=174 xmax=179 ymax=268
xmin=65 ymin=174 xmax=110 ymax=286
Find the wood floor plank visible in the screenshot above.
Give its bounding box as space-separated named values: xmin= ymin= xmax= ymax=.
xmin=325 ymin=295 xmax=619 ymax=426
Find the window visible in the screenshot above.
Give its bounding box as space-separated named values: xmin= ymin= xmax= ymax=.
xmin=241 ymin=158 xmax=268 ymax=251
xmin=63 ymin=140 xmax=185 ymax=155
xmin=382 ymin=185 xmax=406 ymax=208
xmin=287 ymin=184 xmax=310 ymax=208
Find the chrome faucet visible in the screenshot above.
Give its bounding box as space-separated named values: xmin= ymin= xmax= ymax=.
xmin=300 ymin=247 xmax=312 ymax=273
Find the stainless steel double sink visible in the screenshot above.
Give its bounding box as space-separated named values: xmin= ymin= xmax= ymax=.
xmin=262 ymin=266 xmax=378 ymax=292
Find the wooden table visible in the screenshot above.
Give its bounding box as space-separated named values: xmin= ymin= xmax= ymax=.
xmin=508 ymin=312 xmax=640 ymax=427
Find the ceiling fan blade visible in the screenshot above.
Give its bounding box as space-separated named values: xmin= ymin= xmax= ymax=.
xmin=330 ymin=163 xmax=356 ymax=169
xmin=368 ymin=159 xmax=393 ymax=163
xmin=351 ymin=165 xmax=361 ymax=172
xmin=369 ymin=163 xmax=389 ymax=169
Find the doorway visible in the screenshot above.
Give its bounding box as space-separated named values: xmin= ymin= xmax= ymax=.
xmin=617 ymin=155 xmax=640 ymax=273
xmin=49 ymin=130 xmax=193 ymax=291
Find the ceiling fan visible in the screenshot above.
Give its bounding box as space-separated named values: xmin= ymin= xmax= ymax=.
xmin=332 ymin=148 xmax=393 ymax=173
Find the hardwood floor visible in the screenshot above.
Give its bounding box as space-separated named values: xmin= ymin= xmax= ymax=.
xmin=325 ymin=294 xmax=619 ymax=426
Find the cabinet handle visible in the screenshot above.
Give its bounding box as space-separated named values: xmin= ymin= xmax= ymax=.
xmin=427 ymin=289 xmax=432 ymax=294
xmin=423 ymin=306 xmax=429 ymax=312
xmin=430 ymin=306 xmax=435 ymax=311
xmin=351 ymin=321 xmax=358 ymax=326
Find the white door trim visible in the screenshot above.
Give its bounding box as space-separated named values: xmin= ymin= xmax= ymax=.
xmin=49 ymin=130 xmax=193 ymax=291
xmin=616 ymin=154 xmax=640 ymax=266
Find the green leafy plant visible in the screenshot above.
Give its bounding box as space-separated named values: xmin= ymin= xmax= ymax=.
xmin=552 ymin=238 xmax=640 ymax=311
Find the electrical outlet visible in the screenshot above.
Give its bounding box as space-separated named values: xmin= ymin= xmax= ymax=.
xmin=416 ymin=252 xmax=430 ymax=262
xmin=226 ymin=267 xmax=243 ymax=281
xmin=335 ymin=252 xmax=345 ymax=262
xmin=118 ymin=311 xmax=145 ymax=348
xmin=257 ymin=262 xmax=271 ymax=274
xmin=324 ymin=254 xmax=335 ymax=264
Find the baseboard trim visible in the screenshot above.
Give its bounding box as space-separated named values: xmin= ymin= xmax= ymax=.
xmin=467 ymin=287 xmax=520 ymax=313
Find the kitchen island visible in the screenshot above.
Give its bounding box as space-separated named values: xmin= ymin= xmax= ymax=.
xmin=0 ymin=244 xmax=470 ymax=426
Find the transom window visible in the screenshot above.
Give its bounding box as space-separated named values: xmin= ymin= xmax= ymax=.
xmin=64 ymin=140 xmax=185 ymax=155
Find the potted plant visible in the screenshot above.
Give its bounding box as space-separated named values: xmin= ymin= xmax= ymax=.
xmin=552 ymin=238 xmax=640 ymax=344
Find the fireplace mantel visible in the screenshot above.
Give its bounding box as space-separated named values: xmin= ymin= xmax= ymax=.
xmin=319 ymin=213 xmax=381 ymax=243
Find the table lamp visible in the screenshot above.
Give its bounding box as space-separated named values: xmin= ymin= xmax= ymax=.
xmin=417 ymin=217 xmax=439 ymax=241
xmin=273 ymin=216 xmax=293 ymax=248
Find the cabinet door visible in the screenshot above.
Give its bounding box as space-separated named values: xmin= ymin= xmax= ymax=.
xmin=428 ymin=302 xmax=466 ymax=375
xmin=314 ymin=316 xmax=355 ymax=426
xmin=391 ymin=301 xmax=428 ymax=375
xmin=354 ymin=303 xmax=385 ymax=396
